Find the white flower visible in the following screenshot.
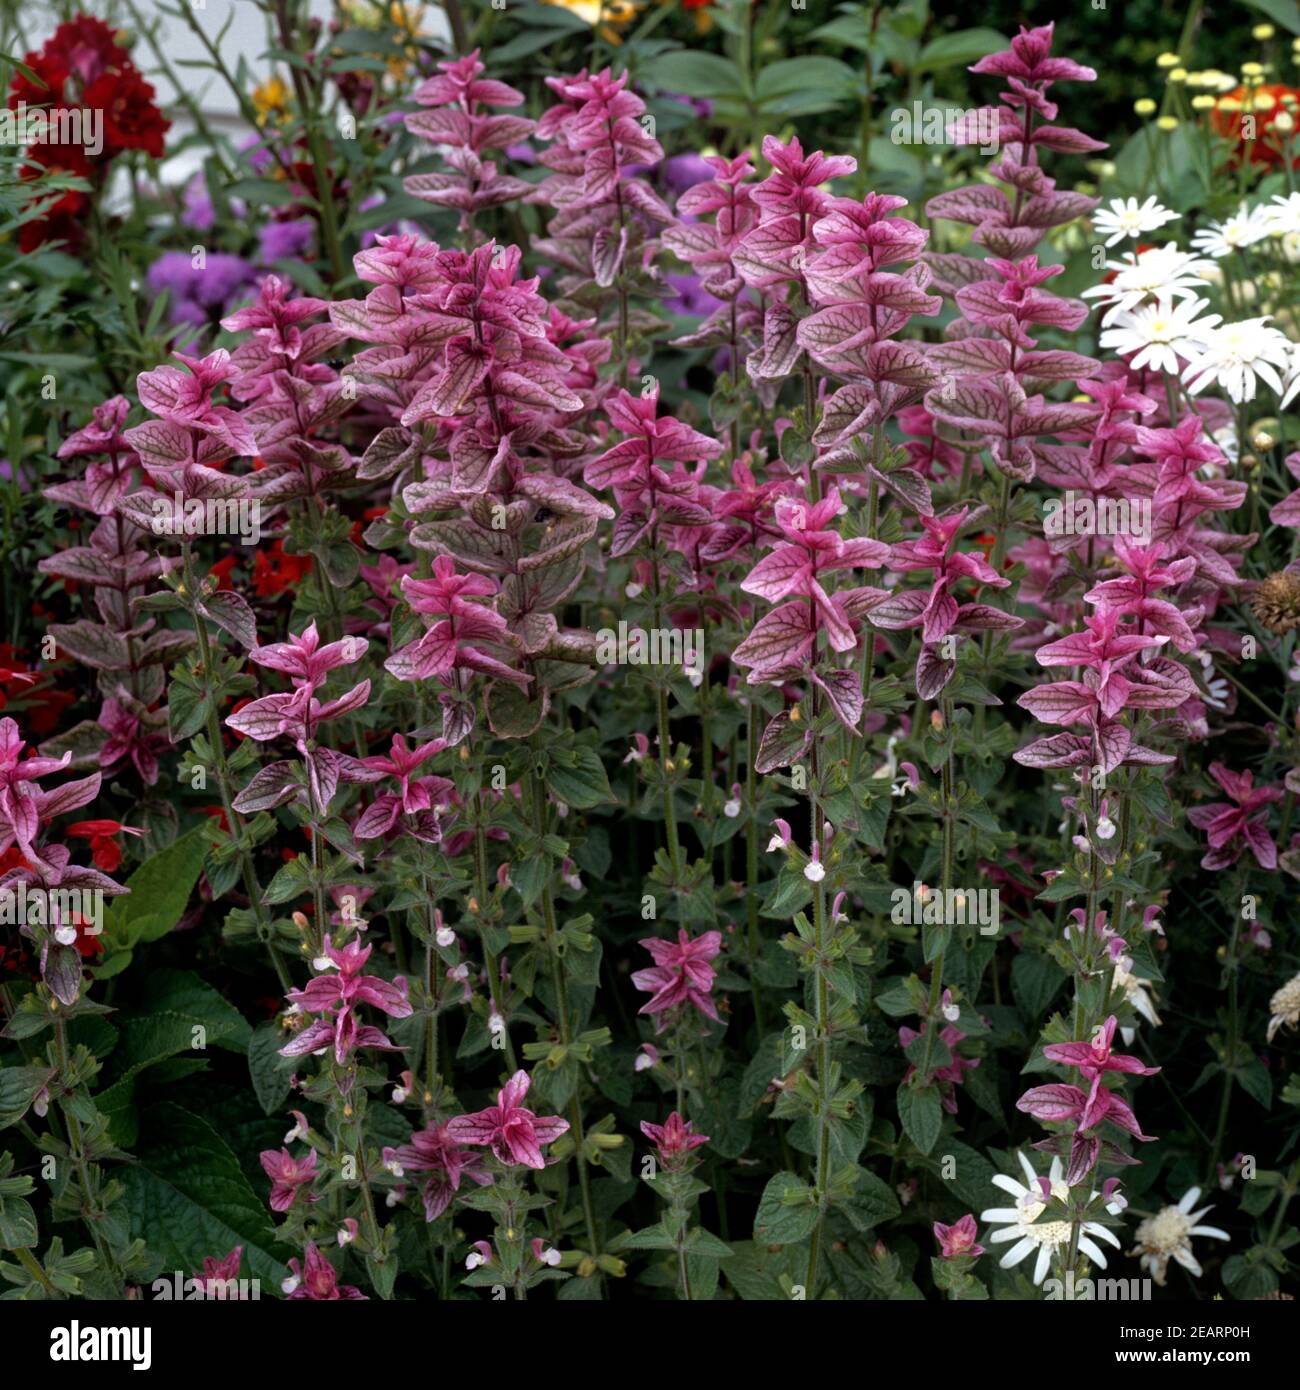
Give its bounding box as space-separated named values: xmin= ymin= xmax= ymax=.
xmin=1267 ymin=971 xmax=1300 ymax=1042
xmin=981 ymin=1153 xmax=1122 ymax=1285
xmin=723 ymin=797 xmax=741 ymax=818
xmin=1130 ymin=1188 xmax=1229 ymax=1285
xmin=435 ymin=925 xmax=456 ymax=947
xmin=465 ymin=1248 xmax=487 ymax=1270
xmin=803 ymin=859 xmax=826 ymax=883
xmin=1280 ymin=346 xmax=1300 ymax=410
xmin=1190 ymin=203 xmax=1273 ymax=258
xmin=391 ymin=1083 xmax=408 ymax=1104
xmin=535 ymin=1244 xmax=562 ymax=1267
xmin=1112 ymin=960 xmax=1162 ymax=1041
xmin=1265 ymin=192 xmax=1300 ymax=238
xmin=1093 ymin=196 xmax=1180 ymax=247
xmin=1183 ymin=316 xmax=1293 ymax=403
xmin=684 ymin=664 xmax=703 ymax=689
xmin=54 ymin=923 xmax=78 ymax=947
xmin=280 ymin=1275 xmax=301 ymax=1294
xmin=312 ymin=955 xmax=335 ymax=972
xmin=1082 ymin=242 xmax=1213 ymax=324
xmin=1098 ymin=296 xmax=1221 ymax=375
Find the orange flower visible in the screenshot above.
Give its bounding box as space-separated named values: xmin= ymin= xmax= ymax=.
xmin=1211 ymin=84 xmax=1300 ymax=169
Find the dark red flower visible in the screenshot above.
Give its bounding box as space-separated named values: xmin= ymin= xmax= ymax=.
xmin=17 ymin=142 xmax=94 ymax=252
xmin=43 ymin=15 xmax=127 ymax=86
xmin=84 ymin=67 xmax=170 ymax=159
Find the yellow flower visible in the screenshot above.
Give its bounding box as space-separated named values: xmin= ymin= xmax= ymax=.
xmin=1169 ymin=67 xmax=1187 ymax=83
xmin=252 ymin=75 xmax=291 ymax=125
xmin=1241 ymin=60 xmax=1267 ymax=77
xmin=1156 ymin=115 xmax=1179 ymax=132
xmin=1156 ymin=52 xmax=1181 ymax=68
xmin=1134 ymin=98 xmax=1158 ymax=117
xmin=541 ymin=0 xmax=606 ymax=24
xmin=1191 ymin=94 xmax=1216 ymax=111
xmin=1253 ymin=23 xmax=1275 ymax=40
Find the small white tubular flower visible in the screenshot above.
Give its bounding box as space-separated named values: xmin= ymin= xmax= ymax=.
xmin=1130 ymin=1188 xmax=1230 ymax=1285
xmin=1098 ymin=296 xmax=1221 ymax=375
xmin=981 ymin=1153 xmax=1122 ymax=1286
xmin=1093 ymin=195 xmax=1180 ymax=247
xmin=1082 ymin=242 xmax=1213 ymax=323
xmin=1267 ymin=971 xmax=1300 ymax=1042
xmin=1183 ymin=317 xmax=1293 ymax=403
xmin=1190 ymin=203 xmax=1273 ymax=258
xmin=1112 ymin=960 xmax=1162 ymax=1033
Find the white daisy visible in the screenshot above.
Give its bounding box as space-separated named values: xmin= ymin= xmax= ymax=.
xmin=1265 ymin=192 xmax=1300 ymax=238
xmin=1130 ymin=1188 xmax=1230 ymax=1285
xmin=1280 ymin=347 xmax=1300 ymax=410
xmin=1098 ymin=296 xmax=1221 ymax=374
xmin=1082 ymin=242 xmax=1214 ymax=324
xmin=980 ymin=1152 xmax=1123 ymax=1286
xmin=1190 ymin=203 xmax=1273 ymax=259
xmin=1093 ymin=196 xmax=1181 ymax=247
xmin=1267 ymin=971 xmax=1300 ymax=1042
xmin=1182 ymin=316 xmax=1293 ymax=403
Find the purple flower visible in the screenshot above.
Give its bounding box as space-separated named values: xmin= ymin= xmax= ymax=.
xmin=258 ymin=217 xmax=315 ymax=264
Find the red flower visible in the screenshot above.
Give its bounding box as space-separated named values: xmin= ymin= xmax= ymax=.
xmin=0 ymin=847 xmax=32 ymax=876
xmin=83 ymin=67 xmax=170 ymax=159
xmin=7 ymin=52 xmax=68 ymax=110
xmin=42 ymin=15 xmax=127 ymax=86
xmin=17 ymin=142 xmax=94 ymax=252
xmin=209 ymin=554 xmax=241 ymax=592
xmin=65 ymin=819 xmax=144 ymax=873
xmin=202 ymin=805 xmax=230 ymax=834
xmin=251 ymin=540 xmax=313 ymax=598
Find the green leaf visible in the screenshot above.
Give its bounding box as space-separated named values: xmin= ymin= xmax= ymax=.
xmin=0 ymin=1066 xmax=56 ymax=1129
xmin=753 ymin=1171 xmax=818 ymax=1244
xmin=1011 ymin=951 xmax=1065 ymax=1020
xmin=545 ymin=745 xmax=614 ymax=810
xmin=897 ymin=1079 xmax=943 ymax=1155
xmin=756 ymin=57 xmax=857 ymax=114
xmin=120 ymin=1103 xmax=289 ymax=1288
xmin=1236 ymin=0 xmax=1300 ymax=36
xmin=914 ymin=28 xmax=1009 ymax=72
xmin=248 ymin=1021 xmax=293 ymax=1117
xmin=103 ymin=825 xmax=211 ymax=948
xmin=641 ymin=50 xmax=748 ymax=100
